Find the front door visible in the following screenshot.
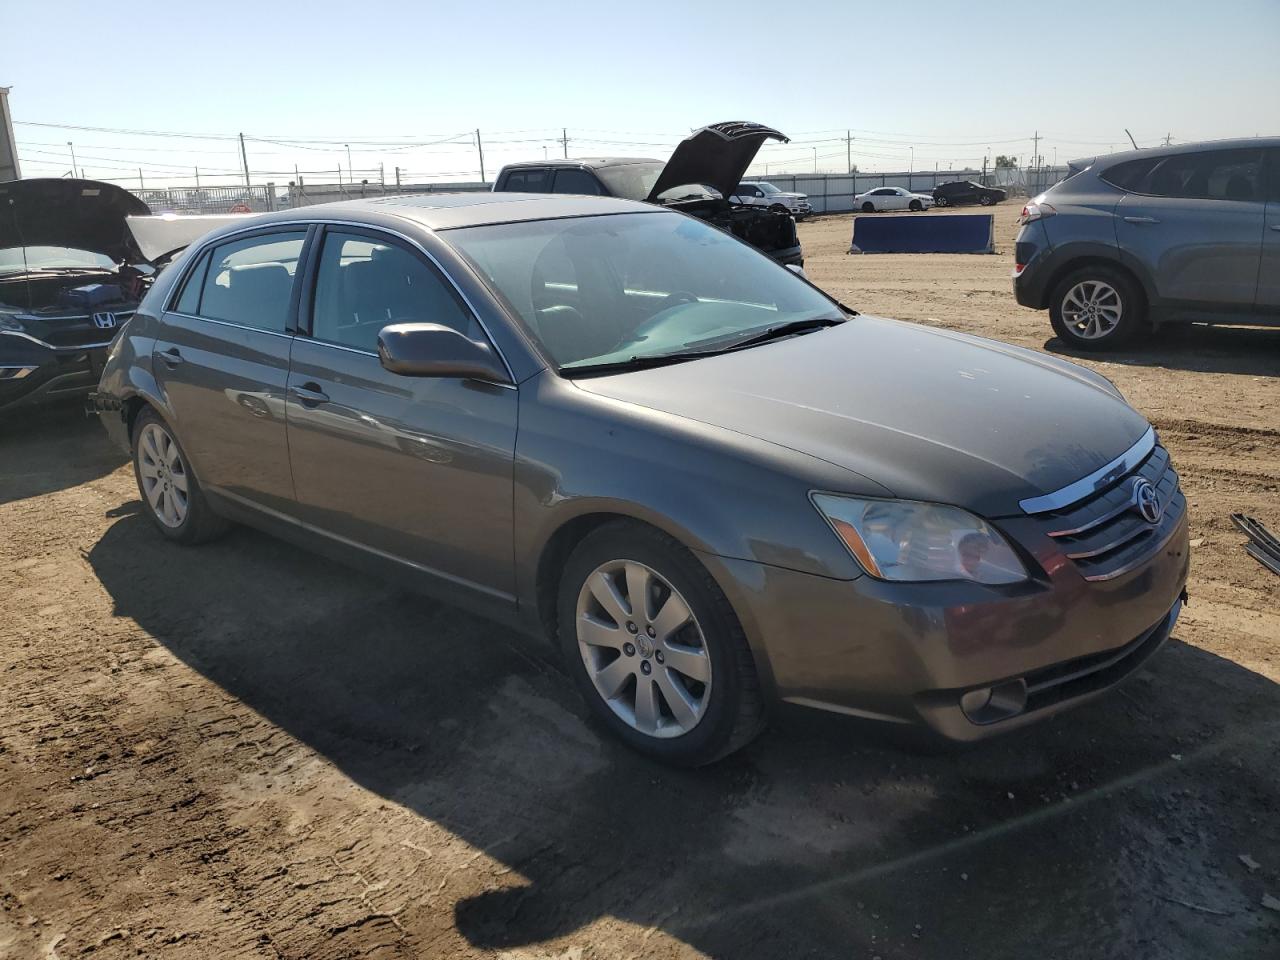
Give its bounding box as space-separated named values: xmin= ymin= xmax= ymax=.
xmin=1257 ymin=148 xmax=1280 ymax=310
xmin=1114 ymin=147 xmax=1265 ymax=309
xmin=152 ymin=228 xmax=308 ymax=513
xmin=284 ymin=226 xmax=518 ymax=598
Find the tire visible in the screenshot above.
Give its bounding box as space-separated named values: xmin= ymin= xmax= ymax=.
xmin=861 ymin=201 xmax=875 ymax=213
xmin=979 ymin=194 xmax=995 ymax=206
xmin=935 ymin=196 xmax=949 ymax=207
xmin=556 ymin=520 xmax=765 ymax=766
xmin=1048 ymin=265 xmax=1146 ymax=352
xmin=131 ymin=407 xmax=229 ymax=544
xmin=909 ymin=200 xmax=923 ymax=212
xmin=769 ymin=203 xmax=790 ymax=214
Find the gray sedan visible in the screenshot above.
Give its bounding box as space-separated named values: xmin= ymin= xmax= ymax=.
xmin=94 ymin=193 xmax=1189 ymax=765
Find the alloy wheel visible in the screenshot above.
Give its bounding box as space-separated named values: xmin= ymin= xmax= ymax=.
xmin=137 ymin=422 xmax=189 ymax=528
xmin=575 ymin=559 xmax=712 ymax=739
xmin=1061 ymin=280 xmax=1123 ymax=340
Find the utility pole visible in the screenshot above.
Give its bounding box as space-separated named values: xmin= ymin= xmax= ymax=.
xmin=345 ymin=144 xmax=352 ymax=183
xmin=812 ymin=147 xmax=817 ymax=172
xmin=395 ymin=166 xmax=401 ymax=188
xmin=195 ymin=166 xmax=200 ymax=189
xmin=476 ymin=128 xmax=486 ymax=183
xmin=1032 ymin=130 xmax=1040 ymax=173
xmin=560 ymin=128 xmax=569 ymax=158
xmin=379 ymin=162 xmax=385 ymax=187
xmin=67 ymin=141 xmax=78 ymax=179
xmin=239 ymin=133 xmax=250 ymax=187
xmin=1162 ymin=131 xmax=1173 ymax=146
xmin=845 ymin=129 xmax=853 ymax=174
xmin=138 ymin=168 xmax=144 ymax=189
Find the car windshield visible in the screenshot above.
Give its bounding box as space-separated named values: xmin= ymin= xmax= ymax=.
xmin=0 ymin=246 xmax=116 ymax=275
xmin=592 ymin=162 xmax=666 ymax=201
xmin=447 ymin=212 xmax=843 ymax=371
xmin=757 ymin=183 xmax=781 ymax=195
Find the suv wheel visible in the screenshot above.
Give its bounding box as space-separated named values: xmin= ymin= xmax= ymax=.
xmin=132 ymin=407 xmax=229 ymax=544
xmin=557 ymin=521 xmax=764 ymax=766
xmin=769 ymin=203 xmax=790 ymax=214
xmin=1048 ymin=266 xmax=1145 ymax=351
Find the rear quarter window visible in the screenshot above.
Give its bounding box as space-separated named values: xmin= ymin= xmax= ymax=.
xmin=1099 ymin=157 xmax=1160 ymax=192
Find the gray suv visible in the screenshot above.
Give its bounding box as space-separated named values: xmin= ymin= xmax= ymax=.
xmin=1014 ymin=138 xmax=1280 ymax=350
xmin=93 ymin=193 xmax=1188 ymax=765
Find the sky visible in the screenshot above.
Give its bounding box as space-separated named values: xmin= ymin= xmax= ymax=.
xmin=4 ymin=0 xmax=1279 ymax=188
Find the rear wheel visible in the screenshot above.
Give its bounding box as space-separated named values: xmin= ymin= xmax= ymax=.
xmin=131 ymin=407 xmax=228 ymax=544
xmin=861 ymin=201 xmax=875 ymax=213
xmin=935 ymin=196 xmax=949 ymax=207
xmin=557 ymin=521 xmax=764 ymax=766
xmin=1048 ymin=265 xmax=1146 ymax=351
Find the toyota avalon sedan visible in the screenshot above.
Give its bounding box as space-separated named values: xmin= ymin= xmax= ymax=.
xmin=93 ymin=192 xmax=1189 ymax=765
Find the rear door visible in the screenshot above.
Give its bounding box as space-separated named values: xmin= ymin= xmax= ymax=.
xmin=1114 ymin=147 xmax=1265 ymax=308
xmin=153 ymin=227 xmax=308 ymax=512
xmin=1257 ymin=147 xmax=1280 ymax=310
xmin=284 ymin=225 xmax=518 ymax=597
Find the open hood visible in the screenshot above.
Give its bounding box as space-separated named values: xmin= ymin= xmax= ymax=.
xmin=0 ymin=178 xmax=152 ymax=263
xmin=126 ymin=213 xmax=253 ymax=263
xmin=646 ymin=122 xmax=789 ymax=203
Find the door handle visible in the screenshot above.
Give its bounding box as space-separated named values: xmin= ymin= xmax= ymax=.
xmin=159 ymin=347 xmax=184 ymax=366
xmin=1270 ymin=224 xmax=1280 ymax=232
xmin=291 ymin=382 xmax=329 ymax=406
xmin=1123 ymin=216 xmax=1160 ymax=224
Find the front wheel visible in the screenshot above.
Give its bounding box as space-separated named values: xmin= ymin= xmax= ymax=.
xmin=979 ymin=194 xmax=995 ymax=206
xmin=557 ymin=521 xmax=764 ymax=766
xmin=132 ymin=407 xmax=228 ymax=544
xmin=861 ymin=201 xmax=875 ymax=213
xmin=909 ymin=199 xmax=923 ymax=212
xmin=1048 ymin=266 xmax=1146 ymax=351
xmin=769 ymin=203 xmax=790 ymax=214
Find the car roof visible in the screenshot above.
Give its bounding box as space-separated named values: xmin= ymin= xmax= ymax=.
xmin=1071 ymin=136 xmax=1280 ymax=170
xmin=202 ymin=192 xmax=657 ymax=233
xmin=498 ymin=157 xmax=661 ymax=170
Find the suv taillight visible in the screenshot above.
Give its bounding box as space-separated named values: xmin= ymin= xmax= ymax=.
xmin=1019 ymin=201 xmax=1056 ymax=225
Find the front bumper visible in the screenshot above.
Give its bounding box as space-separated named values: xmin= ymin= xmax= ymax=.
xmin=0 ymin=343 xmax=109 ymax=412
xmin=701 ymin=508 xmax=1190 ymax=742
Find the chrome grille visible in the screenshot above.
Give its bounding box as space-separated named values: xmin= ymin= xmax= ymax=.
xmin=1032 ymin=443 xmax=1185 ymax=581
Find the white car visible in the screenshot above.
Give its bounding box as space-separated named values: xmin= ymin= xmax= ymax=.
xmin=854 ymin=186 xmax=935 ymax=213
xmin=732 ymin=180 xmax=812 ymax=219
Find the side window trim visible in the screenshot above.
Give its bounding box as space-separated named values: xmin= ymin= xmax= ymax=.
xmin=303 ymin=223 xmax=503 ymax=364
xmin=165 ymin=224 xmax=314 ymax=336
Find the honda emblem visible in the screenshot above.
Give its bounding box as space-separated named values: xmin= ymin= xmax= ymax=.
xmin=92 ymin=312 xmax=118 ymax=330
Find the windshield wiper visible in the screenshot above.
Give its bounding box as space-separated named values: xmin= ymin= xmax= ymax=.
xmin=715 ymin=316 xmax=845 ymax=351
xmin=560 ymin=349 xmax=726 ymax=377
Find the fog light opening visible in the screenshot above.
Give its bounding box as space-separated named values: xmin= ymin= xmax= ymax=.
xmin=960 ymin=679 xmax=1028 ymax=725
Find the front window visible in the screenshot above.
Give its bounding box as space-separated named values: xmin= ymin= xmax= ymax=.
xmin=592 ymin=162 xmax=665 ymax=201
xmin=0 ymin=246 xmax=116 ymax=275
xmin=446 ymin=212 xmax=843 ymax=370
xmin=757 ymin=182 xmax=781 ymax=195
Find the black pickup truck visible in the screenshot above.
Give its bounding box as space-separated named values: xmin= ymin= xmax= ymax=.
xmin=493 ymin=121 xmax=804 ymax=267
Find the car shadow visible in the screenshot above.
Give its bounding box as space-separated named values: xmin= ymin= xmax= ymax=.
xmin=0 ymin=401 xmax=127 ymax=506
xmin=86 ymin=513 xmax=1280 ymax=958
xmin=1044 ymin=324 xmax=1280 ymax=377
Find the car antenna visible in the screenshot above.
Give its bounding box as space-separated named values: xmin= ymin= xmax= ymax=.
xmin=1124 ymin=129 xmax=1140 ymax=150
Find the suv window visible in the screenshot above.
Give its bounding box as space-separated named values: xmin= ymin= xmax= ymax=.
xmin=502 ymin=168 xmax=551 ymax=192
xmin=1138 ymin=149 xmax=1263 ymax=202
xmin=1100 ymin=157 xmax=1161 ymax=192
xmin=196 ymin=232 xmax=306 ymax=332
xmin=310 ymin=231 xmax=480 ymax=353
xmin=552 ymin=168 xmax=604 ymax=195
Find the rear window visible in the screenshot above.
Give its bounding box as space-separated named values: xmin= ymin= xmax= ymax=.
xmin=501 ymin=169 xmax=551 ymax=192
xmin=1099 ymin=157 xmax=1160 ymax=192
xmin=551 ymin=168 xmax=605 ymax=196
xmin=1106 ymin=149 xmax=1263 ymax=201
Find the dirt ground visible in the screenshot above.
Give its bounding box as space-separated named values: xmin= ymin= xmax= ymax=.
xmin=2 ymin=202 xmax=1278 ymax=960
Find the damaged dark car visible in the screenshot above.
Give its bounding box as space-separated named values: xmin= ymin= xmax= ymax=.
xmin=493 ymin=121 xmax=804 ymax=267
xmin=0 ymin=178 xmax=153 ymax=413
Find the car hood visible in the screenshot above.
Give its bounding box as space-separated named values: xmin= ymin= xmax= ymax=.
xmin=0 ymin=178 xmax=152 ymax=263
xmin=573 ymin=317 xmax=1150 ymax=517
xmin=648 ymin=122 xmax=789 ymax=203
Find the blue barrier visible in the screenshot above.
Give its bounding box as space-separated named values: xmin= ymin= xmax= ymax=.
xmin=850 ymin=213 xmax=994 ymax=254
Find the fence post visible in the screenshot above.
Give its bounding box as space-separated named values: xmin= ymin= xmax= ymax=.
xmin=266 ymin=182 xmax=275 ymax=212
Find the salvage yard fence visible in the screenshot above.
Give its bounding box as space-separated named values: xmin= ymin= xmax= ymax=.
xmin=128 ymin=165 xmax=1072 ymax=217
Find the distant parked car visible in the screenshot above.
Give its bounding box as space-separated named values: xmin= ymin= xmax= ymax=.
xmin=933 ymin=180 xmax=1007 ymax=207
xmin=1014 ymin=137 xmax=1280 ymax=350
xmin=493 ymin=121 xmax=804 ymax=266
xmin=854 ymin=187 xmax=934 ymax=213
xmin=731 ymin=181 xmax=811 ymax=219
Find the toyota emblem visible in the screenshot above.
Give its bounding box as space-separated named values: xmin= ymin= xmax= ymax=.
xmin=1130 ymin=477 xmax=1163 ymax=524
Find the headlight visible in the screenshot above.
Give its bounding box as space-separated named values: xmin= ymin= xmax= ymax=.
xmin=812 ymin=494 xmax=1028 ymax=585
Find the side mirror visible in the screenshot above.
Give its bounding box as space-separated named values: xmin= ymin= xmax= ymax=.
xmin=377 ymin=323 xmax=511 ymax=385
xmin=785 ymin=263 xmax=808 ymax=279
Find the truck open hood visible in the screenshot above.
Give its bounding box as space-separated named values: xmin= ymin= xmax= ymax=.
xmin=0 ymin=178 xmax=152 ymax=263
xmin=647 ymin=122 xmax=789 ymax=203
